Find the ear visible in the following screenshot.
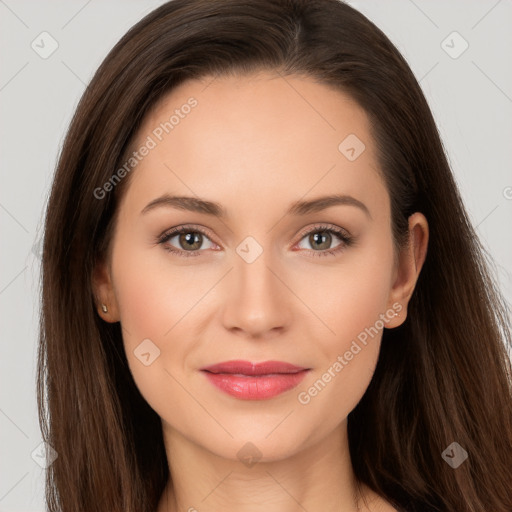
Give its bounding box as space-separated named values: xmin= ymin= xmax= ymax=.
xmin=92 ymin=258 xmax=120 ymax=322
xmin=385 ymin=212 xmax=429 ymax=328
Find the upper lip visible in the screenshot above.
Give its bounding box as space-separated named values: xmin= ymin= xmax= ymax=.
xmin=200 ymin=360 xmax=309 ymax=375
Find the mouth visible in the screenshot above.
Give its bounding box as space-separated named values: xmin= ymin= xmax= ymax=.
xmin=200 ymin=360 xmax=311 ymax=400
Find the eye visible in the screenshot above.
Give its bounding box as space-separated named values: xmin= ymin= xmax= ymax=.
xmin=157 ymin=223 xmax=354 ymax=259
xmin=295 ymin=224 xmax=354 ymax=257
xmin=157 ymin=225 xmax=218 ymax=257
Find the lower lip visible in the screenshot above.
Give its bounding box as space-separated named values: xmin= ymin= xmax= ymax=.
xmin=202 ymin=370 xmax=310 ymax=400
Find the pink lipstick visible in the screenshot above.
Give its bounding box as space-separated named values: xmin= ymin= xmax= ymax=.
xmin=200 ymin=360 xmax=310 ymax=400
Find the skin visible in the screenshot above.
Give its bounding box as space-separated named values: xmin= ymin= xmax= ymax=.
xmin=93 ymin=71 xmax=428 ymax=512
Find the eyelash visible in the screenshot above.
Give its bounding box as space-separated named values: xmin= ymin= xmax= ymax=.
xmin=157 ymin=224 xmax=354 ymax=259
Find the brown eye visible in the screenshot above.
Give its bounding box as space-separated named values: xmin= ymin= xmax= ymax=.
xmin=178 ymin=232 xmax=203 ymax=251
xmin=295 ymin=225 xmax=353 ymax=258
xmin=159 ymin=226 xmax=217 ymax=255
xmin=309 ymin=231 xmax=333 ymax=250
xmin=298 ymin=229 xmax=343 ymax=251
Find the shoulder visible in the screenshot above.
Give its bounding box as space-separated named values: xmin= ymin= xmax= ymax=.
xmin=359 ymin=485 xmax=399 ymax=512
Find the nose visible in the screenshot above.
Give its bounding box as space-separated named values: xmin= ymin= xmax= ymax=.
xmin=220 ymin=250 xmax=292 ymax=339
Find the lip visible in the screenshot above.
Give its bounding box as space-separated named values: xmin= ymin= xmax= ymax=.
xmin=200 ymin=360 xmax=310 ymax=400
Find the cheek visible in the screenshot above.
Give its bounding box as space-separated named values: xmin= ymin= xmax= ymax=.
xmin=296 ymin=233 xmax=395 ymax=352
xmin=293 ymin=234 xmax=395 ymax=419
xmin=111 ymin=226 xmax=224 ymax=341
xmin=110 ymin=242 xmax=215 ymax=408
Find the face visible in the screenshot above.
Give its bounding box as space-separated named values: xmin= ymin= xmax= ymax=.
xmin=94 ymin=71 xmax=424 ymax=462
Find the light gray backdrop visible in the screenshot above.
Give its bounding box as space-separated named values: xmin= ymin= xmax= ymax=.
xmin=1 ymin=1 xmax=511 ymax=510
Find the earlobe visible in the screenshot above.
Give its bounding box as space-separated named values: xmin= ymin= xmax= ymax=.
xmin=386 ymin=212 xmax=429 ymax=327
xmin=92 ymin=259 xmax=120 ymax=322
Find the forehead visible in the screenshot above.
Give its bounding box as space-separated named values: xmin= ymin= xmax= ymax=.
xmin=121 ymin=71 xmax=387 ymax=219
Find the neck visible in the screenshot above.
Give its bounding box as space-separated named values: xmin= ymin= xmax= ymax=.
xmin=156 ymin=419 xmax=369 ymax=512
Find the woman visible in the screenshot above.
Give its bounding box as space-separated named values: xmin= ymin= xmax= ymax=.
xmin=37 ymin=1 xmax=512 ymax=511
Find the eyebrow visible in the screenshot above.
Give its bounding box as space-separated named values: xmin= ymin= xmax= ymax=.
xmin=141 ymin=193 xmax=371 ymax=219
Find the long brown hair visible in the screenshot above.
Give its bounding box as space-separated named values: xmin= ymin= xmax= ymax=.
xmin=38 ymin=1 xmax=512 ymax=510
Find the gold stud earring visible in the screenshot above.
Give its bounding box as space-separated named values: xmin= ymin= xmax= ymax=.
xmin=101 ymin=304 xmax=108 ymax=313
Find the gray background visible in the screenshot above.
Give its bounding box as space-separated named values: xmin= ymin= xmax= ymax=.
xmin=1 ymin=0 xmax=511 ymax=510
